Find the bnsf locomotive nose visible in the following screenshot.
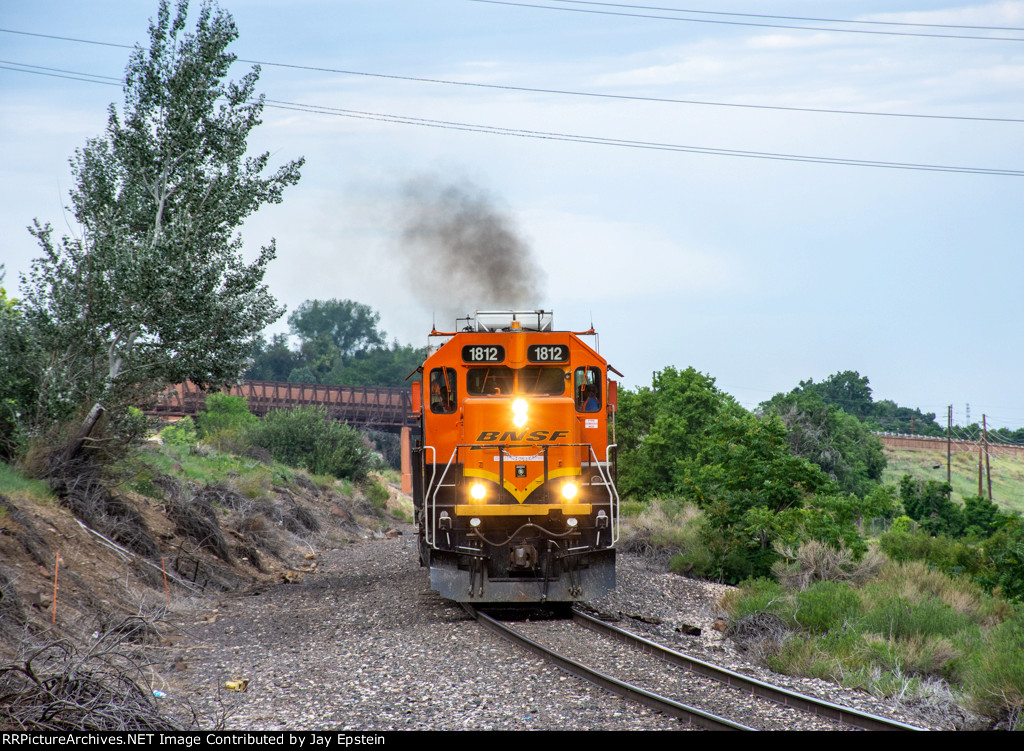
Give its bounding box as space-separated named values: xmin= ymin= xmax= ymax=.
xmin=413 ymin=310 xmax=618 ymax=603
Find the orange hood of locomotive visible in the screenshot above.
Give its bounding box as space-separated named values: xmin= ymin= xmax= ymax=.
xmin=461 ymin=396 xmax=582 ymax=502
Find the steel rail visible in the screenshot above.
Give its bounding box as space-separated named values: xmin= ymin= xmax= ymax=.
xmin=572 ymin=608 xmax=926 ymax=731
xmin=462 ymin=604 xmax=754 ymax=731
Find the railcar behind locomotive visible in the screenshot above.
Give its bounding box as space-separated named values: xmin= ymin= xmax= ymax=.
xmin=410 ymin=310 xmax=620 ymax=603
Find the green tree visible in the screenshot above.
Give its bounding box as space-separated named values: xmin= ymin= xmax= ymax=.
xmin=962 ymin=495 xmax=1006 ymax=538
xmin=331 ymin=341 xmax=426 ymax=387
xmin=0 ymin=268 xmax=39 ymax=459
xmin=685 ymin=411 xmax=836 ymax=581
xmin=616 ymin=366 xmax=728 ymax=500
xmin=245 ymin=333 xmax=298 ymax=382
xmin=899 ymin=475 xmax=963 ymax=536
xmin=288 ymin=300 xmax=385 ymax=360
xmin=761 ymin=387 xmax=885 ymax=496
xmin=21 ymin=0 xmax=302 ymax=455
xmin=804 ymin=370 xmax=874 ymax=420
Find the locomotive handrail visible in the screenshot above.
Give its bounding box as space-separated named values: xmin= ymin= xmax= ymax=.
xmin=426 ymin=446 xmax=461 ymax=549
xmin=605 ymin=443 xmax=619 ymax=544
xmin=425 ymin=441 xmax=618 ymax=549
xmin=421 ymin=444 xmax=438 ymax=546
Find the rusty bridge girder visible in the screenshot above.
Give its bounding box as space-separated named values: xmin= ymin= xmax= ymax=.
xmin=148 ymin=380 xmax=417 ymax=432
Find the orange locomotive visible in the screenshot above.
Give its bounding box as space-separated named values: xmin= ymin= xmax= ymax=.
xmin=410 ymin=311 xmax=620 ymax=603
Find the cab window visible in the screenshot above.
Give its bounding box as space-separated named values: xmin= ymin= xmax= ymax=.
xmin=467 ymin=366 xmax=514 ymax=396
xmin=519 ymin=367 xmax=566 ymax=395
xmin=429 ymin=367 xmax=457 ymax=414
xmin=574 ymin=366 xmax=602 ymax=413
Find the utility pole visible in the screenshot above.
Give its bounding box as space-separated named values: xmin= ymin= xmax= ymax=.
xmin=978 ymin=445 xmax=984 ymax=498
xmin=947 ymin=405 xmax=952 ymax=494
xmin=983 ymin=414 xmax=993 ymax=501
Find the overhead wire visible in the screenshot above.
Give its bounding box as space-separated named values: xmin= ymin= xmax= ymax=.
xmin=4 ymin=57 xmax=1021 ymax=176
xmin=262 ymin=98 xmax=1024 ymax=176
xmin=1 ymin=27 xmax=1022 ymax=176
xmin=544 ymin=1 xmax=1024 ymax=32
xmin=467 ymin=0 xmax=1024 ymax=42
xmin=0 ymin=59 xmax=121 ymax=86
xmin=2 ymin=27 xmax=1023 ymax=124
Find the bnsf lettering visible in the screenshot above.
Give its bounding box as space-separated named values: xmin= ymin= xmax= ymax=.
xmin=476 ymin=430 xmax=569 ymax=442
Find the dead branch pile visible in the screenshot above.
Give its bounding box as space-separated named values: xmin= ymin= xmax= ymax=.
xmin=155 ymin=474 xmax=232 ymax=563
xmin=48 ymin=461 xmax=160 ymax=560
xmin=0 ymin=622 xmax=180 ymax=731
xmin=726 ymin=611 xmax=790 ymax=662
xmin=166 ymin=495 xmax=231 ymax=563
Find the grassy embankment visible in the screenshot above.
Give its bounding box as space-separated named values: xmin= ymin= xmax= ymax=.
xmin=882 ymin=445 xmax=1024 ymax=515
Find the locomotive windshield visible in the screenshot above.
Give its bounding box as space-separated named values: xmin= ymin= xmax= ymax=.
xmin=518 ymin=367 xmax=566 ymax=395
xmin=467 ymin=366 xmax=514 ymax=395
xmin=467 ymin=366 xmax=565 ymax=396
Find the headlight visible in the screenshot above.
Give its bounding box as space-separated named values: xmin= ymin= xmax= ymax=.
xmin=561 ymin=482 xmax=578 ymax=500
xmin=470 ymin=482 xmax=487 ymax=501
xmin=512 ymin=398 xmax=528 ymax=428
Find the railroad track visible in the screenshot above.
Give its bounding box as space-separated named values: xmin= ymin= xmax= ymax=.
xmin=462 ymin=604 xmax=926 ymax=731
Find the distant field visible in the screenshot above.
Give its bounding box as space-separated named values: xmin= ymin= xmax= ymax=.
xmin=882 ymin=444 xmax=1024 ymax=515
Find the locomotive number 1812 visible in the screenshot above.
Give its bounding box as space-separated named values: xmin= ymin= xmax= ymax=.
xmin=462 ymin=345 xmax=505 ymax=363
xmin=527 ymin=344 xmax=568 ymax=363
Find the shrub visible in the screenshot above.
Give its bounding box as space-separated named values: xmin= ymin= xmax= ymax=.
xmin=878 ymin=528 xmax=984 ymax=576
xmin=247 ymin=406 xmax=372 ymax=481
xmin=619 ymin=499 xmax=708 ymax=572
xmin=772 ymin=540 xmax=886 ymax=590
xmin=963 ymin=614 xmax=1024 ymax=727
xmin=720 ymin=577 xmax=790 ymax=623
xmin=858 ymin=595 xmax=971 ymax=641
xmin=196 ymin=393 xmax=257 ymax=452
xmin=860 ymin=633 xmax=961 ymax=680
xmin=794 ymin=581 xmax=861 ymax=633
xmin=362 ymin=478 xmax=390 ymax=510
xmin=160 ymin=417 xmax=197 ymax=448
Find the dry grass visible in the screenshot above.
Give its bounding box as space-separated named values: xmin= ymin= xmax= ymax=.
xmin=772 ymin=540 xmax=887 ymax=590
xmin=617 ymin=500 xmax=702 ymax=561
xmin=872 ymin=560 xmax=984 ymax=618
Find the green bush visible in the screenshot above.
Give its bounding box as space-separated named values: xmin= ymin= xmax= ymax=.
xmin=620 ymin=499 xmax=646 ymax=518
xmin=767 ymin=630 xmax=865 ymax=682
xmin=247 ymin=406 xmax=372 ymax=481
xmin=795 ymin=581 xmax=861 ymax=633
xmin=723 ymin=577 xmax=790 ymax=622
xmin=858 ymin=595 xmax=971 ymax=640
xmin=963 ymin=613 xmax=1024 ymax=726
xmin=196 ymin=393 xmax=257 ymax=451
xmin=878 ymin=528 xmax=984 ymax=575
xmin=977 ymin=519 xmax=1024 ymax=602
xmin=363 ymin=478 xmax=389 ymax=509
xmin=160 ymin=417 xmax=197 ymax=447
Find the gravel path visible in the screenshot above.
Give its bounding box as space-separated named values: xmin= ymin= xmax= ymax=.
xmin=159 ymin=532 xmax=959 ymax=731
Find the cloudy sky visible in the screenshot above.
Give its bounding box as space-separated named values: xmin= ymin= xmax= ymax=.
xmin=2 ymin=0 xmax=1022 ymax=429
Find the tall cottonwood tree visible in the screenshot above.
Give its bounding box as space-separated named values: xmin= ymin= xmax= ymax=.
xmin=22 ymin=0 xmax=302 ymax=446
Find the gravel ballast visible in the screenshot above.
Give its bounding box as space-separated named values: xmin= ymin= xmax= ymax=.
xmin=161 ymin=532 xmax=963 ymax=731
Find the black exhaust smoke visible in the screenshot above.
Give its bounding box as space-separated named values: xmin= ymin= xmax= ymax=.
xmin=397 ymin=177 xmax=546 ymax=322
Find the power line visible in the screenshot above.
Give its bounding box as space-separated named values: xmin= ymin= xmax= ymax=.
xmin=3 ymin=31 xmax=1022 ymax=177
xmin=0 ymin=59 xmax=121 ymax=85
xmin=263 ymin=98 xmax=1024 ymax=176
xmin=3 ymin=59 xmax=1021 ymax=176
xmin=546 ymin=1 xmax=1024 ymax=33
xmin=467 ymin=0 xmax=1024 ymax=42
xmin=2 ymin=27 xmax=1023 ymax=124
